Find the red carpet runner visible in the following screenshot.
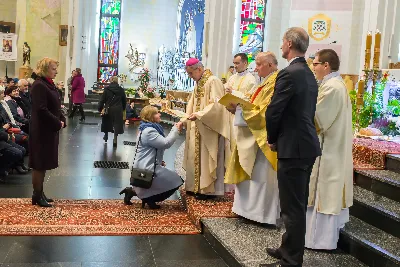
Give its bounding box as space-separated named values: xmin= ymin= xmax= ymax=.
xmin=0 ymin=198 xmax=199 ymax=236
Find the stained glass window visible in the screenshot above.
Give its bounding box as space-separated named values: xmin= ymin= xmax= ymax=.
xmin=98 ymin=0 xmax=122 ymax=84
xmin=239 ymin=0 xmax=266 ymax=62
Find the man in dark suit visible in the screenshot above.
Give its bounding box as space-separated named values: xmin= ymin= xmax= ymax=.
xmin=262 ymin=27 xmax=321 ymax=267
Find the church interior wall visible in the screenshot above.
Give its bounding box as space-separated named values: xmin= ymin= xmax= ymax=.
xmin=0 ymin=0 xmax=17 ymax=77
xmin=119 ymin=0 xmax=180 ymax=87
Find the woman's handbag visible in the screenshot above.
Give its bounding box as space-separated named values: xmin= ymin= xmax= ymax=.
xmin=130 ymin=131 xmax=157 ymax=189
xmin=101 ymin=90 xmax=115 ymax=117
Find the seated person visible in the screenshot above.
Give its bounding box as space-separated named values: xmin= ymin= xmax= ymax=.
xmin=0 ymin=89 xmax=29 ymax=153
xmin=125 ymin=101 xmax=140 ymax=125
xmin=0 ymin=122 xmax=29 ymax=177
xmin=4 ymin=86 xmax=29 ymax=133
xmin=119 ymin=105 xmax=184 ymax=209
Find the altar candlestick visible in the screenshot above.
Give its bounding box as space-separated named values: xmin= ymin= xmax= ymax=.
xmin=364 ymin=32 xmax=372 ymax=69
xmin=357 ymin=79 xmax=365 ymax=95
xmin=373 ymin=30 xmax=381 ymax=69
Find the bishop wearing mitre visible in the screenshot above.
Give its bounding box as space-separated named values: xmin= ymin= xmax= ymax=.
xmin=225 ymin=52 xmax=280 ymax=224
xmin=182 ymin=58 xmax=233 ymax=200
xmin=225 ymin=53 xmax=257 ymax=99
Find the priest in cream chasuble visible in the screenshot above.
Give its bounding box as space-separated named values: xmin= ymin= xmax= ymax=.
xmin=225 ymin=53 xmax=257 ymax=100
xmin=225 ymin=52 xmax=280 ymax=224
xmin=182 ymin=58 xmax=233 ymax=197
xmin=306 ymin=50 xmax=353 ymax=250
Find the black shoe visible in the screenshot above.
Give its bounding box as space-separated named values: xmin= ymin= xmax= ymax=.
xmin=79 ymin=117 xmax=85 ymax=122
xmin=32 ymin=191 xmax=52 ymax=207
xmin=266 ymin=248 xmax=282 ymax=260
xmin=14 ymin=166 xmax=28 ymax=174
xmin=43 ymin=192 xmax=54 ymax=203
xmin=21 ymin=164 xmax=32 ymax=172
xmin=0 ymin=170 xmax=8 ymax=177
xmin=195 ymin=194 xmax=217 ymax=200
xmin=186 ymin=191 xmax=196 ymax=196
xmin=259 ymin=262 xmax=281 ymax=267
xmin=103 ymin=135 xmax=108 ymax=142
xmin=141 ymin=201 xmax=161 ymax=209
xmin=119 ymin=187 xmax=137 ymax=205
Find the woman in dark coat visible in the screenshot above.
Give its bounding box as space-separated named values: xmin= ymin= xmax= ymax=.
xmin=68 ymin=68 xmax=86 ymax=121
xmin=98 ymin=76 xmax=126 ymax=147
xmin=29 ymin=57 xmax=66 ymax=207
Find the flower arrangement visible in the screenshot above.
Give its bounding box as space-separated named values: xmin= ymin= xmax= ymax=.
xmin=125 ymin=88 xmax=136 ymax=97
xmin=145 ymin=87 xmax=155 ymax=98
xmin=137 ymin=68 xmax=151 ymax=97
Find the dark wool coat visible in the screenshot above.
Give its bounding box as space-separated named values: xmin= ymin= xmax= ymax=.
xmin=98 ymin=82 xmax=126 ymax=134
xmin=29 ymin=77 xmax=66 ymax=170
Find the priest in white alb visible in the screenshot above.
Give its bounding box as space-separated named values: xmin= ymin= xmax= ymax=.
xmin=182 ymin=58 xmax=233 ymax=200
xmin=224 ymin=52 xmax=280 ymax=224
xmin=225 ymin=53 xmax=257 ymax=100
xmin=306 ymin=49 xmax=353 ymax=250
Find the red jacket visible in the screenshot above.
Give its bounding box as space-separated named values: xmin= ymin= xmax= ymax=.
xmin=71 ymin=74 xmax=86 ymax=104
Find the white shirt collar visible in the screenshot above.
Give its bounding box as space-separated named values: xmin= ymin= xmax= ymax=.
xmin=288 ymin=57 xmax=301 ymax=65
xmin=319 ymin=71 xmax=341 ymax=86
xmin=236 ymin=69 xmax=249 ymax=77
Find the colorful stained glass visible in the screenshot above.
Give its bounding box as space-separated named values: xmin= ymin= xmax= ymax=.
xmin=98 ymin=67 xmax=118 ymax=84
xmin=99 ymin=17 xmax=120 ymax=65
xmin=101 ymin=0 xmax=121 ymax=15
xmin=98 ymin=0 xmax=121 ymax=84
xmin=241 ymin=0 xmax=265 ymax=20
xmin=239 ymin=0 xmax=266 ymax=62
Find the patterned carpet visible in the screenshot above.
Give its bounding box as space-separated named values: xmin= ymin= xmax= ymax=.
xmin=353 ymin=138 xmax=400 ymax=170
xmin=0 ymin=198 xmax=200 ymax=236
xmin=180 ymin=190 xmax=238 ymax=230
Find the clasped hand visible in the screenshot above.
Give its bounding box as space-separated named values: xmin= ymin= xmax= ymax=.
xmin=188 ymin=113 xmax=197 ymax=121
xmin=226 ymin=103 xmax=237 ymax=114
xmin=267 ymin=141 xmax=277 ymax=152
xmin=175 ymin=121 xmax=184 ymax=132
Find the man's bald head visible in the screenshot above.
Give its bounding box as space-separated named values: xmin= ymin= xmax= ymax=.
xmin=255 ymin=51 xmax=278 ymax=78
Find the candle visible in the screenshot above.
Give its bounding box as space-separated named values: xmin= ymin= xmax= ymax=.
xmin=373 ymin=30 xmax=381 ymax=69
xmin=357 ymin=79 xmax=365 ymax=95
xmin=364 ymin=32 xmax=372 ymax=69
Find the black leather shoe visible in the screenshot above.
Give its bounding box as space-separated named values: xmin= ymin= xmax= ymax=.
xmin=266 ymin=248 xmax=282 ymax=260
xmin=141 ymin=201 xmax=161 ymax=209
xmin=32 ymin=191 xmax=52 ymax=207
xmin=14 ymin=166 xmax=28 ymax=174
xmin=21 ymin=164 xmax=32 ymax=171
xmin=43 ymin=192 xmax=54 ymax=203
xmin=119 ymin=187 xmax=137 ymax=205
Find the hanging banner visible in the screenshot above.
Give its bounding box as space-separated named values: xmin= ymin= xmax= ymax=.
xmin=0 ymin=33 xmax=18 ymax=61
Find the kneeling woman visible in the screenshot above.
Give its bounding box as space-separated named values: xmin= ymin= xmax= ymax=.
xmin=120 ymin=105 xmax=183 ymax=209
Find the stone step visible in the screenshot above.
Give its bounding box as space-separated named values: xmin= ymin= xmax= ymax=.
xmin=351 ymin=186 xmax=400 ymax=238
xmin=354 ymin=169 xmax=400 ymax=202
xmin=339 ymin=216 xmax=400 ymax=267
xmin=386 ymin=154 xmax=400 ymax=174
xmin=202 ymin=217 xmax=365 ymax=267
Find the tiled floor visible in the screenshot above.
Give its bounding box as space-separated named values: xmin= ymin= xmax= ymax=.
xmin=0 ymin=116 xmax=226 ymax=267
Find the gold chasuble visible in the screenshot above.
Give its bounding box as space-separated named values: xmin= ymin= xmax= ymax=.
xmin=183 ymin=69 xmax=232 ymax=194
xmin=225 ymin=71 xmax=278 ymax=185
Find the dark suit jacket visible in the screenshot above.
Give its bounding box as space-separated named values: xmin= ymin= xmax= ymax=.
xmin=266 ymin=57 xmax=321 ymax=159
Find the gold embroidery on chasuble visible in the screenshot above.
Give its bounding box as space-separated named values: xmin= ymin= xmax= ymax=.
xmin=193 ymin=69 xmax=213 ymax=193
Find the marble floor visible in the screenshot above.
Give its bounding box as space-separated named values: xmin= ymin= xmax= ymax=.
xmin=0 ymin=116 xmax=227 ymax=267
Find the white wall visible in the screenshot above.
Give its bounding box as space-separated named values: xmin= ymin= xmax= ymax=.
xmin=119 ymin=0 xmax=179 ymax=87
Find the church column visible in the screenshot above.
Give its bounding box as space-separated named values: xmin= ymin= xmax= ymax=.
xmin=203 ymin=0 xmax=237 ymax=78
xmin=16 ymin=0 xmax=27 ymax=75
